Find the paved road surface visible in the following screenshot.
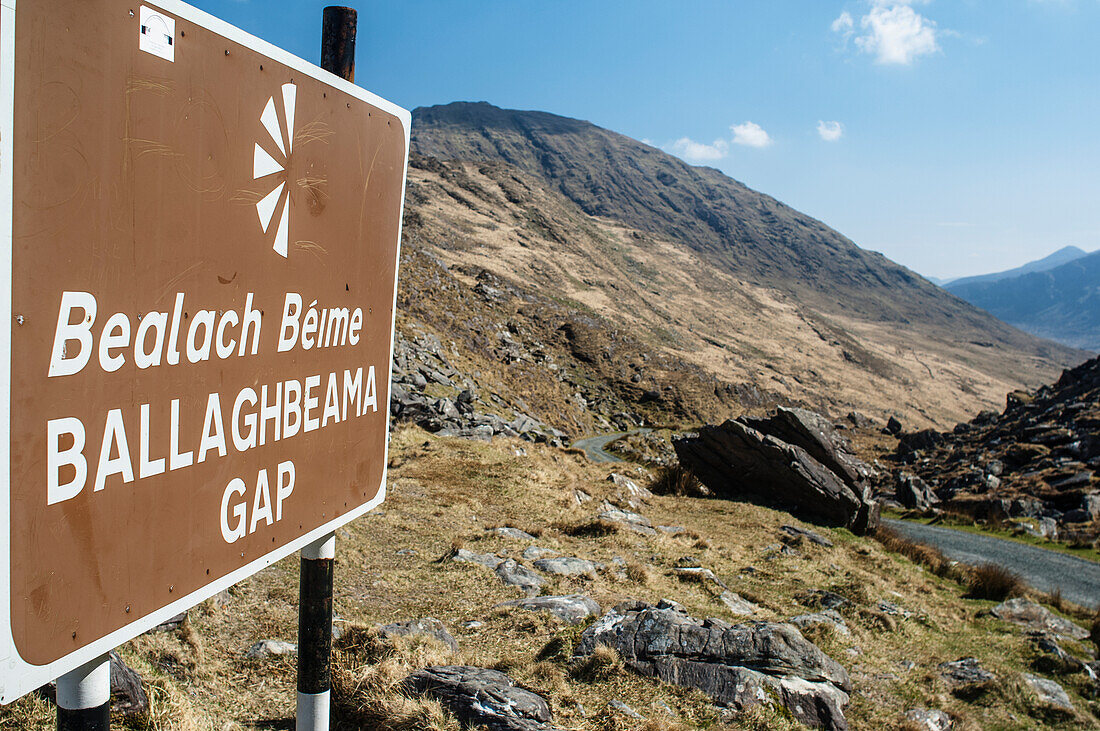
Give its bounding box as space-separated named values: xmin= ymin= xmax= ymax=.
xmin=884 ymin=518 xmax=1100 ymax=609
xmin=572 ymin=429 xmax=651 ymax=463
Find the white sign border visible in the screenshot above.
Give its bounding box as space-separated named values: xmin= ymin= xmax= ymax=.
xmin=0 ymin=0 xmax=410 ymax=703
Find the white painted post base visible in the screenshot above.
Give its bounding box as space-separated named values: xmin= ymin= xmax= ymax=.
xmin=56 ymin=654 xmax=111 ymax=730
xmin=296 ymin=690 xmax=331 ymax=730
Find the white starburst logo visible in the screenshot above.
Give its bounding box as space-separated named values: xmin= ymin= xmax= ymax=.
xmin=253 ymin=83 xmax=297 ymax=258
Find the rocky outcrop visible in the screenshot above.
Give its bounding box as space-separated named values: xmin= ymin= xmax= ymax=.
xmin=892 ymin=355 xmax=1100 ymax=535
xmin=674 ymin=410 xmax=878 ymax=533
xmin=895 ymin=472 xmax=939 ymax=511
xmin=574 ymin=599 xmax=851 ymax=730
xmin=401 ymin=666 xmax=559 ymax=731
xmin=390 ymin=331 xmax=567 ymax=446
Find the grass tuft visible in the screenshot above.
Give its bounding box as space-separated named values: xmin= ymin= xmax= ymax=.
xmin=558 ymin=519 xmax=621 ymax=537
xmin=649 ymin=464 xmax=706 ymax=498
xmin=625 ymin=562 xmax=653 ymax=585
xmin=572 ymin=644 xmax=624 ymax=682
xmin=966 ymin=563 xmax=1024 ymax=601
xmin=872 ymin=525 xmax=954 ymax=578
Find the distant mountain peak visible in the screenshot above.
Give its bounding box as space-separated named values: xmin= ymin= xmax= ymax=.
xmin=947 ymin=245 xmax=1091 ymax=289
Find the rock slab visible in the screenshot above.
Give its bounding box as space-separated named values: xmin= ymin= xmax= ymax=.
xmin=990 ymin=598 xmax=1089 ymax=640
xmin=402 ymin=666 xmax=557 ymax=731
xmin=575 ymin=599 xmax=851 ymax=730
xmin=497 ymin=595 xmax=601 ymax=625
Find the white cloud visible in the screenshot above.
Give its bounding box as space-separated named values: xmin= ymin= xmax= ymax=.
xmin=731 ymin=121 xmax=772 ymax=148
xmin=833 ymin=2 xmax=940 ymax=65
xmin=817 ymin=120 xmax=844 ymax=141
xmin=665 ymin=137 xmax=729 ymax=162
xmin=831 ymin=11 xmax=854 ymax=37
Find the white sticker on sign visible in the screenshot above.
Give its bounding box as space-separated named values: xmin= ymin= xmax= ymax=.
xmin=139 ymin=6 xmax=175 ymax=62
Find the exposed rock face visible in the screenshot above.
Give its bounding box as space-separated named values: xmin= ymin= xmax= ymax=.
xmin=938 ymin=657 xmax=995 ymax=698
xmin=532 ymin=556 xmax=603 ymax=576
xmin=401 ymin=666 xmax=558 ymax=731
xmin=108 ymin=652 xmax=148 ymax=717
xmin=574 ymin=599 xmax=851 ymax=730
xmin=450 ymin=548 xmax=504 ymax=569
xmin=495 ymin=559 xmax=547 ymax=597
xmin=390 ymin=331 xmax=568 ymax=447
xmin=42 ymin=652 xmax=149 ymax=718
xmin=789 ymin=610 xmax=851 ymax=637
xmin=674 ymin=413 xmax=877 ymax=533
xmin=379 ymin=618 xmax=459 ymax=652
xmin=905 ymin=708 xmax=952 ymax=730
xmin=744 ymin=408 xmax=874 ymax=490
xmin=595 ymin=505 xmax=656 ymax=535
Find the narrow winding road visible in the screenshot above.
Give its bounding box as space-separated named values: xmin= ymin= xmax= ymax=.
xmin=884 ymin=519 xmax=1100 ymax=609
xmin=571 ymin=429 xmax=651 ymax=463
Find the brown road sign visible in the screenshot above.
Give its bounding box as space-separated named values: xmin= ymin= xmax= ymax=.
xmin=0 ymin=0 xmax=409 ymax=699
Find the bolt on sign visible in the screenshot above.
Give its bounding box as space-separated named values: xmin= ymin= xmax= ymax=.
xmin=0 ymin=0 xmax=410 ymax=701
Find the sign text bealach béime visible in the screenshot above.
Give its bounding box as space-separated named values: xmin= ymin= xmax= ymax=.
xmin=0 ymin=0 xmax=410 ymax=701
xmin=45 ymin=290 xmax=381 ymax=540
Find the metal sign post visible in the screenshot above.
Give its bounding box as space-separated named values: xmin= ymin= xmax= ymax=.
xmin=294 ymin=10 xmax=358 ymax=731
xmin=0 ymin=0 xmax=409 ymax=715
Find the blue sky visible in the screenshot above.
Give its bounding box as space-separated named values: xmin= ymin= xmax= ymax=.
xmin=189 ymin=0 xmax=1100 ymax=280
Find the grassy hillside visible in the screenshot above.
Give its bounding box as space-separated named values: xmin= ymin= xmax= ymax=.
xmin=4 ymin=427 xmax=1097 ymax=729
xmin=405 ymin=102 xmax=1085 ymax=428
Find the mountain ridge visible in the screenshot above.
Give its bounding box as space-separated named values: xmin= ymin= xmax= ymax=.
xmin=946 ymin=250 xmax=1100 ymax=352
xmin=404 ymin=101 xmax=1086 ymax=427
xmin=947 ymin=245 xmax=1090 ymax=289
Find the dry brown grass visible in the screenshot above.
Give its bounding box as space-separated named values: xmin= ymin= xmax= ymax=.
xmin=5 ymin=426 xmax=1097 ymax=730
xmin=573 ymin=645 xmax=625 ymax=682
xmin=625 ymin=562 xmax=653 ymax=585
xmin=966 ymin=563 xmax=1025 ymax=601
xmin=872 ymin=524 xmax=958 ymax=579
xmin=649 ymin=464 xmax=706 ymax=498
xmin=332 ymin=630 xmax=460 ymax=731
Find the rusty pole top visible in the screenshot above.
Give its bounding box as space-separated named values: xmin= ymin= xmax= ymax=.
xmin=321 ymin=6 xmax=357 ymax=82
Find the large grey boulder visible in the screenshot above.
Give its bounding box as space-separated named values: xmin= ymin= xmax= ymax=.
xmin=674 ymin=419 xmax=870 ymax=531
xmin=744 ymin=407 xmax=874 ymax=490
xmin=496 ymin=595 xmax=601 ymax=625
xmin=379 ymin=617 xmax=458 ymax=653
xmin=401 ymin=666 xmax=559 ymax=731
xmin=989 ymin=598 xmax=1089 ymax=640
xmin=574 ymin=599 xmax=851 ymax=730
